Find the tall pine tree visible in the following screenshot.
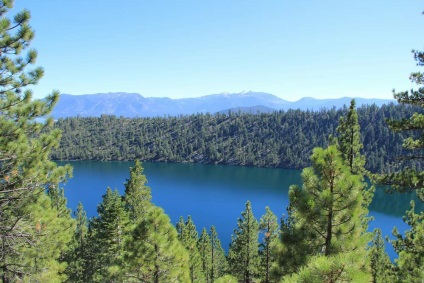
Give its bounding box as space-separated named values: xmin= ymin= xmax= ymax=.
xmin=124 ymin=160 xmax=152 ymax=222
xmin=258 ymin=206 xmax=279 ymax=283
xmin=228 ymin=201 xmax=260 ymax=283
xmin=124 ymin=206 xmax=190 ymax=282
xmin=0 ymin=1 xmax=73 ymax=281
xmin=198 ymin=228 xmax=212 ymax=283
xmin=336 ymin=99 xmax=365 ymax=175
xmin=64 ymin=202 xmax=89 ymax=283
xmin=210 ymin=226 xmax=228 ymax=282
xmin=177 ymin=216 xmax=206 ymax=283
xmin=286 ymin=146 xmax=370 ymax=281
xmin=88 ymin=188 xmax=129 ymax=282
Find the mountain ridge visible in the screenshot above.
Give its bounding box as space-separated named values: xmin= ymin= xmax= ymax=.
xmin=50 ymin=91 xmax=395 ymax=118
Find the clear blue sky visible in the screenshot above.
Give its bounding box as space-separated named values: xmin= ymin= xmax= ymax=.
xmin=12 ymin=1 xmax=423 ymax=100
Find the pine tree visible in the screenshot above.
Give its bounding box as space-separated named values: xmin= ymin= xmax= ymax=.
xmin=228 ymin=201 xmax=260 ymax=283
xmin=391 ymin=201 xmax=423 ymax=282
xmin=272 ymin=204 xmax=311 ymax=280
xmin=281 ymin=253 xmax=370 ymax=283
xmin=336 ymin=99 xmax=365 ymax=175
xmin=124 ymin=160 xmax=152 ymax=222
xmin=258 ymin=206 xmax=279 ymax=283
xmin=0 ymin=1 xmax=73 ymax=281
xmin=369 ymin=228 xmax=393 ymax=283
xmin=177 ymin=216 xmax=206 ymax=283
xmin=88 ymin=188 xmax=129 ymax=282
xmin=210 ymin=226 xmax=228 ymax=282
xmin=289 ymin=146 xmax=368 ymax=256
xmin=287 ymin=146 xmax=370 ymax=281
xmin=124 ymin=206 xmax=190 ymax=282
xmin=198 ymin=228 xmax=212 ymax=283
xmin=64 ymin=202 xmax=89 ymax=283
xmin=375 ymin=34 xmax=424 ymax=281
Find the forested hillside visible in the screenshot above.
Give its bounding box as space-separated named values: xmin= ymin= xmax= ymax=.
xmin=52 ymin=103 xmax=418 ymax=173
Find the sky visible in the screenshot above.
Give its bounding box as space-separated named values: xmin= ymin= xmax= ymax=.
xmin=10 ymin=1 xmax=423 ymax=101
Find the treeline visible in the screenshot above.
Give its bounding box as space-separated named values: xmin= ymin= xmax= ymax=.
xmin=52 ymin=103 xmax=418 ymax=173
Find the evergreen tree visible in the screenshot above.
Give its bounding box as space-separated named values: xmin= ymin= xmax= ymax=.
xmin=124 ymin=206 xmax=190 ymax=282
xmin=281 ymin=253 xmax=370 ymax=283
xmin=210 ymin=226 xmax=228 ymax=282
xmin=289 ymin=146 xmax=367 ymax=256
xmin=258 ymin=206 xmax=279 ymax=283
xmin=124 ymin=160 xmax=152 ymax=222
xmin=287 ymin=146 xmax=370 ymax=281
xmin=88 ymin=188 xmax=129 ymax=282
xmin=369 ymin=228 xmax=393 ymax=283
xmin=228 ymin=201 xmax=260 ymax=283
xmin=177 ymin=216 xmax=206 ymax=283
xmin=198 ymin=228 xmax=212 ymax=283
xmin=0 ymin=1 xmax=73 ymax=281
xmin=391 ymin=201 xmax=423 ymax=282
xmin=64 ymin=202 xmax=89 ymax=283
xmin=272 ymin=204 xmax=311 ymax=280
xmin=336 ymin=99 xmax=365 ymax=175
xmin=375 ymin=36 xmax=424 ymax=281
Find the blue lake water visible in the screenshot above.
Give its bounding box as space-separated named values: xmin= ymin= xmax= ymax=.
xmin=58 ymin=161 xmax=420 ymax=259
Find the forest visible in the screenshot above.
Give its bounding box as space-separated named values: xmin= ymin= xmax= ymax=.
xmin=52 ymin=103 xmax=420 ymax=173
xmin=0 ymin=1 xmax=423 ymax=283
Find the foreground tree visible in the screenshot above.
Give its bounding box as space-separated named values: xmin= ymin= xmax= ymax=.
xmin=272 ymin=204 xmax=311 ymax=280
xmin=124 ymin=206 xmax=190 ymax=282
xmin=375 ymin=40 xmax=424 ymax=282
xmin=0 ymin=1 xmax=73 ymax=281
xmin=228 ymin=201 xmax=260 ymax=283
xmin=88 ymin=188 xmax=129 ymax=282
xmin=286 ymin=146 xmax=370 ymax=281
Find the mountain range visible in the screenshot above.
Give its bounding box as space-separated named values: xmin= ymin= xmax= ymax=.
xmin=50 ymin=91 xmax=395 ymax=118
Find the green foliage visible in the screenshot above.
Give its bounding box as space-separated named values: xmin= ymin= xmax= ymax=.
xmin=368 ymin=229 xmax=394 ymax=283
xmin=177 ymin=216 xmax=206 ymax=283
xmin=64 ymin=202 xmax=89 ymax=283
xmin=289 ymin=146 xmax=367 ymax=256
xmin=0 ymin=1 xmax=73 ymax=281
xmin=272 ymin=204 xmax=311 ymax=280
xmin=336 ymin=99 xmax=366 ymax=175
xmin=258 ymin=206 xmax=279 ymax=283
xmin=124 ymin=206 xmax=190 ymax=282
xmin=375 ymin=36 xmax=424 ymax=282
xmin=391 ymin=202 xmax=424 ymax=282
xmin=210 ymin=226 xmax=228 ymax=282
xmin=51 ymin=104 xmax=416 ymax=173
xmin=87 ymin=188 xmax=129 ymax=282
xmin=281 ymin=253 xmax=370 ymax=283
xmin=198 ymin=228 xmax=213 ymax=282
xmin=228 ymin=201 xmax=260 ymax=283
xmin=124 ymin=160 xmax=152 ymax=222
xmin=214 ymin=274 xmax=238 ymax=283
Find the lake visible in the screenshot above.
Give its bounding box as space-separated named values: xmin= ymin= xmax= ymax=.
xmin=58 ymin=160 xmax=421 ymax=259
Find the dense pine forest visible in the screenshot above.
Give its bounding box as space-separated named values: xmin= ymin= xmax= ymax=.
xmin=52 ymin=103 xmax=419 ymax=173
xmin=1 ymin=1 xmax=423 ymax=283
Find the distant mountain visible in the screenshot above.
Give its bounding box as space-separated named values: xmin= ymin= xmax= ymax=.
xmin=50 ymin=91 xmax=395 ymax=118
